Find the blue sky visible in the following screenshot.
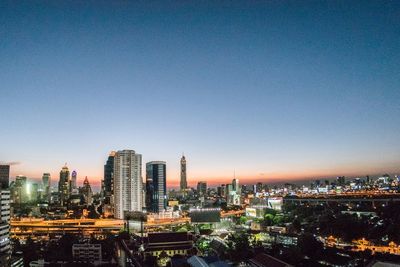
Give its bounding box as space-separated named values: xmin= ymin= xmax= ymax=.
xmin=0 ymin=1 xmax=399 ymax=188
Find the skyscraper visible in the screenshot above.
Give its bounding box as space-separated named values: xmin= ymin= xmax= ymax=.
xmin=42 ymin=173 xmax=51 ymax=202
xmin=0 ymin=190 xmax=10 ymax=265
xmin=197 ymin=181 xmax=207 ymax=196
xmin=71 ymin=170 xmax=77 ymax=190
xmin=103 ymin=151 xmax=115 ymax=204
xmin=180 ymin=155 xmax=187 ymax=191
xmin=113 ymin=150 xmax=143 ymax=219
xmin=146 ymin=161 xmax=167 ymax=213
xmin=58 ymin=164 xmax=70 ymax=206
xmin=0 ymin=165 xmax=10 ymax=189
xmin=81 ymin=176 xmax=93 ymax=205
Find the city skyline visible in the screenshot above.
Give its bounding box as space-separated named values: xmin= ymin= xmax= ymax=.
xmin=1 ymin=1 xmax=400 ymax=189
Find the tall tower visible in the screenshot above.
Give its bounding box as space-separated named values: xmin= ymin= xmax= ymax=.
xmin=146 ymin=161 xmax=167 ymax=213
xmin=0 ymin=165 xmax=10 ymax=189
xmin=103 ymin=151 xmax=115 ymax=204
xmin=58 ymin=164 xmax=70 ymax=206
xmin=113 ymin=150 xmax=143 ymax=219
xmin=180 ymin=155 xmax=187 ymax=191
xmin=71 ymin=170 xmax=77 ymax=190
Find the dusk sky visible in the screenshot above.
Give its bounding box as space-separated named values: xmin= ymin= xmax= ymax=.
xmin=1 ymin=1 xmax=399 ymax=189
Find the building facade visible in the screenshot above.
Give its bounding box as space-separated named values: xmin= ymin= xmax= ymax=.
xmin=146 ymin=161 xmax=167 ymax=213
xmin=58 ymin=165 xmax=70 ymax=206
xmin=71 ymin=170 xmax=77 ymax=190
xmin=103 ymin=151 xmax=115 ymax=205
xmin=0 ymin=165 xmax=10 ymax=190
xmin=113 ymin=150 xmax=143 ymax=219
xmin=0 ymin=190 xmax=10 ymax=266
xmin=42 ymin=173 xmax=51 ymax=202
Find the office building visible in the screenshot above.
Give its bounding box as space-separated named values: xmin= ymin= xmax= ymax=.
xmin=81 ymin=176 xmax=93 ymax=205
xmin=59 ymin=165 xmax=70 ymax=206
xmin=103 ymin=151 xmax=115 ymax=204
xmin=197 ymin=181 xmax=207 ymax=196
xmin=0 ymin=190 xmax=10 ymax=266
xmin=113 ymin=150 xmax=143 ymax=219
xmin=42 ymin=173 xmax=51 ymax=202
xmin=71 ymin=170 xmax=77 ymax=190
xmin=0 ymin=166 xmax=9 ymax=189
xmin=11 ymin=176 xmax=27 ymax=205
xmin=180 ymin=155 xmax=187 ymax=191
xmin=146 ymin=161 xmax=167 ymax=213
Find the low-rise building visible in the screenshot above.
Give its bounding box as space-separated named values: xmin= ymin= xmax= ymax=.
xmin=72 ymin=243 xmax=102 ymax=263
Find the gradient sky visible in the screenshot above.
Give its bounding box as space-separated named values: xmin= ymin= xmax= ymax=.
xmin=1 ymin=1 xmax=399 ymax=189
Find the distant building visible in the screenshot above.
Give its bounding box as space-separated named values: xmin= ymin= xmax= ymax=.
xmin=180 ymin=155 xmax=187 ymax=191
xmin=58 ymin=164 xmax=70 ymax=206
xmin=11 ymin=175 xmax=27 ymax=204
xmin=0 ymin=165 xmax=10 ymax=189
xmin=114 ymin=150 xmax=143 ymax=219
xmin=146 ymin=161 xmax=167 ymax=213
xmin=71 ymin=170 xmax=77 ymax=190
xmin=80 ymin=176 xmax=93 ymax=205
xmin=72 ymin=243 xmax=102 ymax=263
xmin=42 ymin=173 xmax=51 ymax=202
xmin=0 ymin=190 xmax=11 ymax=266
xmin=197 ymin=181 xmax=207 ymax=196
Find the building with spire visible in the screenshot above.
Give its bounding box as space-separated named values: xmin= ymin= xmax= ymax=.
xmin=180 ymin=155 xmax=187 ymax=191
xmin=80 ymin=176 xmax=93 ymax=205
xmin=113 ymin=150 xmax=143 ymax=219
xmin=58 ymin=164 xmax=70 ymax=206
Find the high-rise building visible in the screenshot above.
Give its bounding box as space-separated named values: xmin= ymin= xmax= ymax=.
xmin=197 ymin=181 xmax=207 ymax=196
xmin=103 ymin=151 xmax=115 ymax=204
xmin=42 ymin=173 xmax=51 ymax=202
xmin=71 ymin=170 xmax=77 ymax=190
xmin=58 ymin=164 xmax=70 ymax=206
xmin=180 ymin=155 xmax=187 ymax=191
xmin=113 ymin=150 xmax=143 ymax=219
xmin=81 ymin=176 xmax=93 ymax=205
xmin=11 ymin=175 xmax=27 ymax=205
xmin=146 ymin=161 xmax=167 ymax=213
xmin=0 ymin=190 xmax=10 ymax=265
xmin=0 ymin=165 xmax=10 ymax=189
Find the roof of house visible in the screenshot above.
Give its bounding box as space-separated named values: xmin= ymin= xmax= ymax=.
xmin=249 ymin=253 xmax=293 ymax=267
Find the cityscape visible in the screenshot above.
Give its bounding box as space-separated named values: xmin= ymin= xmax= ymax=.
xmin=1 ymin=1 xmax=400 ymax=267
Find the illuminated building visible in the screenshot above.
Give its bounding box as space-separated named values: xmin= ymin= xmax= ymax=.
xmin=180 ymin=155 xmax=187 ymax=191
xmin=114 ymin=150 xmax=143 ymax=219
xmin=0 ymin=165 xmax=10 ymax=189
xmin=11 ymin=175 xmax=27 ymax=204
xmin=146 ymin=161 xmax=167 ymax=213
xmin=81 ymin=176 xmax=93 ymax=205
xmin=58 ymin=164 xmax=70 ymax=206
xmin=0 ymin=190 xmax=10 ymax=266
xmin=143 ymin=232 xmax=194 ymax=262
xmin=71 ymin=170 xmax=77 ymax=190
